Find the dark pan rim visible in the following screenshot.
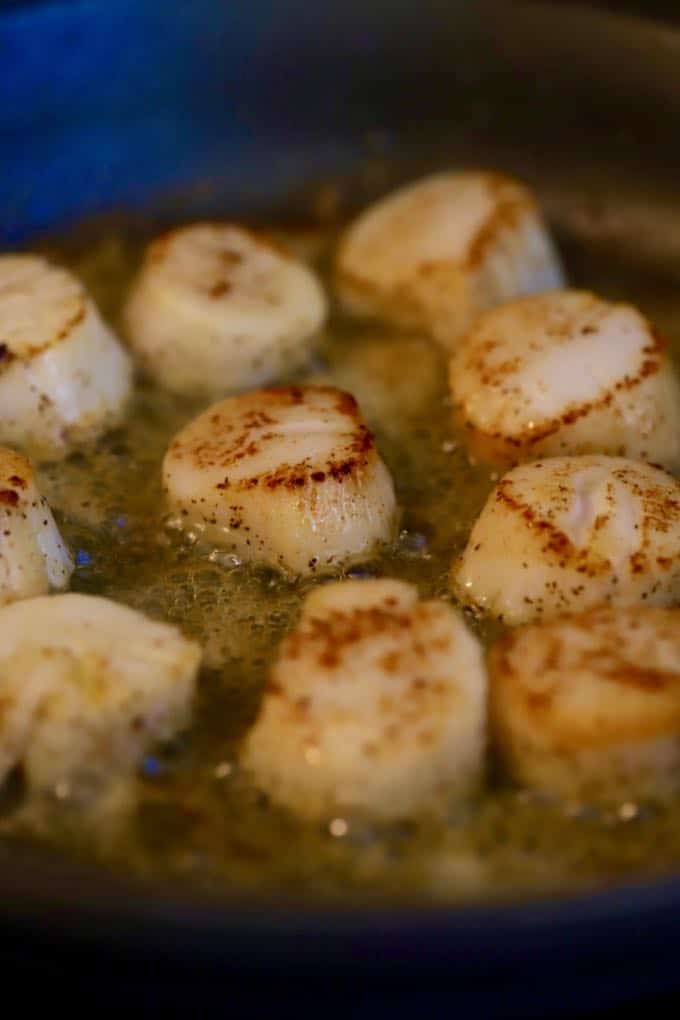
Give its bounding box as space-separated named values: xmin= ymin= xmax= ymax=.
xmin=2 ymin=842 xmax=680 ymax=974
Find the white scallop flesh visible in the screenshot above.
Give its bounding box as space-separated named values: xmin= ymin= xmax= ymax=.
xmin=336 ymin=171 xmax=564 ymax=350
xmin=451 ymin=456 xmax=680 ymax=625
xmin=450 ymin=290 xmax=680 ymax=471
xmin=124 ymin=223 xmax=327 ymax=396
xmin=489 ymin=605 xmax=680 ymax=800
xmin=162 ymin=385 xmax=397 ymax=576
xmin=0 ymin=446 xmax=72 ymax=606
xmin=240 ymin=579 xmax=487 ymax=820
xmin=0 ymin=594 xmax=201 ymax=792
xmin=0 ymin=255 xmax=133 ymax=461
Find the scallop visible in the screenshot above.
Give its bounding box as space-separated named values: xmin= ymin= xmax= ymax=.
xmin=240 ymin=579 xmax=487 ymax=820
xmin=0 ymin=254 xmax=133 ymax=461
xmin=449 ymin=291 xmax=680 ymax=471
xmin=451 ymin=456 xmax=680 ymax=625
xmin=124 ymin=223 xmax=327 ymax=396
xmin=162 ymin=385 xmax=397 ymax=576
xmin=0 ymin=446 xmax=72 ymax=606
xmin=0 ymin=594 xmax=201 ymax=793
xmin=489 ymin=605 xmax=680 ymax=800
xmin=336 ymin=171 xmax=563 ymax=350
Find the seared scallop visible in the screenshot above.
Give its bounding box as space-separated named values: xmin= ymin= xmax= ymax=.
xmin=240 ymin=579 xmax=487 ymax=820
xmin=163 ymin=385 xmax=397 ymax=576
xmin=124 ymin=223 xmax=327 ymax=396
xmin=0 ymin=446 xmax=72 ymax=606
xmin=0 ymin=594 xmax=201 ymax=792
xmin=0 ymin=255 xmax=133 ymax=461
xmin=336 ymin=171 xmax=563 ymax=350
xmin=489 ymin=605 xmax=680 ymax=800
xmin=449 ymin=291 xmax=680 ymax=471
xmin=451 ymin=456 xmax=680 ymax=625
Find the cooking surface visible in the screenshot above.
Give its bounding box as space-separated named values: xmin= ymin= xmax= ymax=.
xmin=0 ymin=213 xmax=677 ymax=906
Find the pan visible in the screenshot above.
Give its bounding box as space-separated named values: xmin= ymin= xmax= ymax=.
xmin=2 ymin=1 xmax=680 ymax=1013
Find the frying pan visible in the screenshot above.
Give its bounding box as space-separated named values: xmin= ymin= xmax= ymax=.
xmin=2 ymin=1 xmax=680 ymax=1012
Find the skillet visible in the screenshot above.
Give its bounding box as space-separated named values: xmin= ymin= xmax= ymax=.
xmin=2 ymin=0 xmax=680 ymax=1012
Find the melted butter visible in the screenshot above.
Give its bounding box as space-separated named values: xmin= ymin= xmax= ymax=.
xmin=1 ymin=219 xmax=680 ymax=905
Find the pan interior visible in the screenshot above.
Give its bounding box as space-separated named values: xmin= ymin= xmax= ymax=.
xmin=1 ymin=173 xmax=680 ymax=908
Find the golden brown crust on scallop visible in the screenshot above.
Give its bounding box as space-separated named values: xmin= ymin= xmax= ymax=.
xmin=336 ymin=171 xmax=563 ymax=347
xmin=0 ymin=447 xmax=35 ymax=492
xmin=489 ymin=606 xmax=680 ymax=754
xmin=451 ymin=456 xmax=680 ymax=625
xmin=449 ymin=291 xmax=680 ymax=470
xmin=166 ymin=386 xmax=377 ymax=496
xmin=0 ymin=256 xmax=88 ymax=372
xmin=240 ymin=579 xmax=487 ymax=819
xmin=162 ymin=385 xmax=397 ymax=575
xmin=462 ymin=173 xmax=533 ymax=271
